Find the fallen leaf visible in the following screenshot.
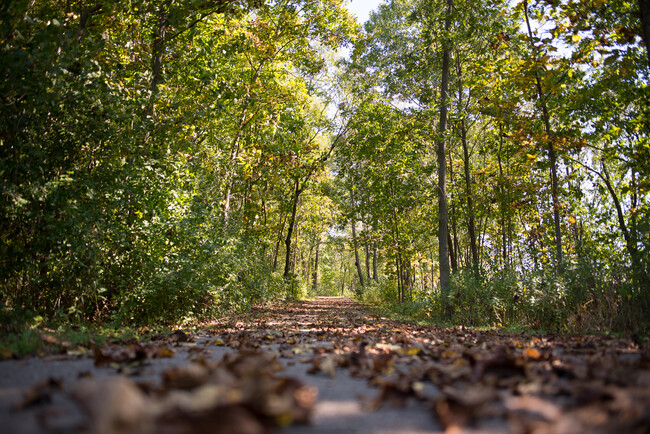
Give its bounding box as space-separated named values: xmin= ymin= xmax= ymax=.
xmin=162 ymin=363 xmax=209 ymax=390
xmin=73 ymin=377 xmax=152 ymax=434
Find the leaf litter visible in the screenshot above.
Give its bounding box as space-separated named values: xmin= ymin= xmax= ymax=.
xmin=9 ymin=297 xmax=650 ymax=433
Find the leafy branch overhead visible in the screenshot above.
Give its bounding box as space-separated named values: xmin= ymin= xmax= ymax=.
xmin=0 ymin=0 xmax=649 ymax=336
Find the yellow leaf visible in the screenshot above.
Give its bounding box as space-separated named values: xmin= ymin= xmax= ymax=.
xmin=571 ymin=34 xmax=581 ymax=43
xmin=407 ymin=347 xmax=422 ymax=356
xmin=452 ymin=357 xmax=469 ymax=367
xmin=156 ymin=347 xmax=175 ymax=358
xmin=568 ymin=216 xmax=577 ymax=224
xmin=442 ymin=350 xmax=459 ymax=358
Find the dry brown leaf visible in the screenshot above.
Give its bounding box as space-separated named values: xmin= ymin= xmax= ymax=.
xmin=73 ymin=377 xmax=152 ymax=434
xmin=162 ymin=363 xmax=210 ymax=390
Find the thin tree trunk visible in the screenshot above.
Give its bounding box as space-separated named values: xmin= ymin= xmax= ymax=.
xmin=312 ymin=240 xmax=320 ymax=292
xmin=223 ymin=61 xmax=268 ymax=221
xmin=461 ymin=118 xmax=478 ymax=269
xmin=431 ymin=248 xmax=436 ymax=291
xmin=447 ymin=232 xmax=457 ymax=271
xmin=373 ymin=243 xmax=378 ymax=280
xmin=292 ymin=223 xmax=300 ymax=276
xmin=639 ymin=0 xmax=650 ymax=68
xmin=437 ymin=0 xmax=453 ymax=313
xmin=351 ymin=220 xmax=365 ymax=289
xmin=448 ymin=151 xmax=459 ymax=271
xmin=524 ymin=0 xmax=563 ymax=268
xmin=150 ymin=0 xmax=170 ymax=94
xmin=77 ymin=5 xmax=102 ymax=42
xmin=601 ymin=161 xmax=649 ymax=291
xmin=273 ymin=212 xmax=288 ymax=270
xmin=395 ymin=253 xmax=404 ymax=303
xmin=284 ymin=178 xmax=302 ymax=278
xmin=497 ymin=127 xmax=508 ymax=269
xmin=365 ymin=242 xmax=371 ymax=281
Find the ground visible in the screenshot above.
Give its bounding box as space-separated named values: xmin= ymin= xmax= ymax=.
xmin=1 ymin=297 xmax=649 ymax=433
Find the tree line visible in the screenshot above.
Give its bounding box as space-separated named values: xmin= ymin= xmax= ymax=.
xmin=1 ymin=0 xmax=355 ymax=325
xmin=335 ymin=0 xmax=649 ymax=331
xmin=1 ymin=0 xmax=648 ymax=333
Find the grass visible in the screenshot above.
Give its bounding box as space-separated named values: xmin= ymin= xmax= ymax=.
xmin=0 ymin=316 xmax=187 ymax=360
xmin=358 ymin=296 xmax=558 ymax=335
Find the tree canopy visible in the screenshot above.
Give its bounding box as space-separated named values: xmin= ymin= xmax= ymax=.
xmin=1 ymin=0 xmax=648 ymax=333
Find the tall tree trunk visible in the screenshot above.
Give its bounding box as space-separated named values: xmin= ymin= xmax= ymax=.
xmin=447 ymin=232 xmax=457 ymax=271
xmin=365 ymin=243 xmax=371 ymax=281
xmin=150 ymin=0 xmax=170 ymax=94
xmin=292 ymin=223 xmax=300 ymax=276
xmin=497 ymin=126 xmax=508 ymax=269
xmin=143 ymin=0 xmax=170 ymax=136
xmin=362 ymin=219 xmax=371 ymax=280
xmin=461 ymin=118 xmax=478 ymax=269
xmin=351 ymin=220 xmax=365 ymax=289
xmin=639 ymin=0 xmax=650 ymax=68
xmin=373 ymin=243 xmax=378 ymax=281
xmin=437 ymin=0 xmax=453 ymax=312
xmin=601 ymin=161 xmax=649 ymax=293
xmin=312 ymin=240 xmax=320 ymax=292
xmin=524 ymin=0 xmax=563 ymax=268
xmin=284 ymin=178 xmax=302 ymax=278
xmin=396 ymin=254 xmax=403 ymax=303
xmin=455 ymin=66 xmax=478 ymax=270
xmin=447 ymin=151 xmax=459 ymax=271
xmin=223 ymin=61 xmax=267 ymax=221
xmin=273 ymin=212 xmax=288 ymax=270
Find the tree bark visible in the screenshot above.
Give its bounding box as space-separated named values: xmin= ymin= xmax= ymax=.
xmin=437 ymin=0 xmax=453 ymax=312
xmin=497 ymin=126 xmax=509 ymax=269
xmin=447 ymin=151 xmax=459 ymax=271
xmin=447 ymin=232 xmax=457 ymax=271
xmin=372 ymin=243 xmax=378 ymax=280
xmin=283 ymin=178 xmax=302 ymax=278
xmin=77 ymin=5 xmax=102 ymax=42
xmin=273 ymin=212 xmax=288 ymax=270
xmin=351 ymin=220 xmax=365 ymax=289
xmin=150 ymin=1 xmax=170 ymax=93
xmin=461 ymin=118 xmax=478 ymax=269
xmin=639 ymin=0 xmax=650 ymax=68
xmin=600 ymin=161 xmax=649 ymax=292
xmin=523 ymin=0 xmax=563 ymax=268
xmin=365 ymin=242 xmax=371 ymax=281
xmin=312 ymin=240 xmax=320 ymax=292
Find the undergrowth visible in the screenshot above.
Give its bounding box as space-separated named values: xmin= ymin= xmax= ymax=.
xmin=357 ymin=262 xmax=650 ymax=336
xmin=0 ymin=272 xmax=308 ymax=359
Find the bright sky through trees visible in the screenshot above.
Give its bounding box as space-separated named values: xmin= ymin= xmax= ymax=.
xmin=347 ymin=0 xmax=384 ymax=24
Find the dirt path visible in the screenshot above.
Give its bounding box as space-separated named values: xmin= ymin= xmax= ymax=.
xmin=2 ymin=297 xmax=649 ymax=433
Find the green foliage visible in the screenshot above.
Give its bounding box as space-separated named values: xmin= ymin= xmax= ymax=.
xmin=0 ymin=0 xmax=356 ymax=328
xmin=0 ymin=0 xmax=648 ymax=337
xmin=398 ymin=259 xmax=649 ymax=334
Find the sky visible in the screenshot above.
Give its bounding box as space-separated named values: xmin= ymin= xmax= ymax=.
xmin=346 ymin=0 xmax=385 ymax=25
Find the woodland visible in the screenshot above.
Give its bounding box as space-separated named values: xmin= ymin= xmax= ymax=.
xmin=1 ymin=0 xmax=649 ymax=335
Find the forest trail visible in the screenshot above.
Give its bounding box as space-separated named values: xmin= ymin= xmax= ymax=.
xmin=2 ymin=297 xmax=650 ymax=433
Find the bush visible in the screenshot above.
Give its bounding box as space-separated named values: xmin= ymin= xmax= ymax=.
xmin=366 ymin=258 xmax=646 ymax=335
